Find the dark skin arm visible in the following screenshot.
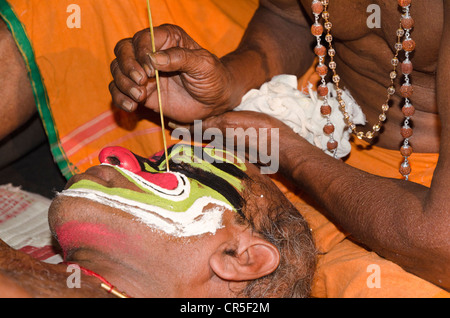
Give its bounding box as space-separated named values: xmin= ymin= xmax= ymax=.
xmin=0 ymin=18 xmax=36 ymax=141
xmin=0 ymin=239 xmax=113 ymax=297
xmin=109 ymin=0 xmax=314 ymax=123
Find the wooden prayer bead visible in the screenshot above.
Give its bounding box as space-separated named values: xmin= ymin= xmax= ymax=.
xmin=402 ymin=39 xmax=416 ymax=52
xmin=311 ymin=1 xmax=324 ymax=14
xmin=401 ymin=17 xmax=415 ymax=30
xmin=314 ymin=45 xmax=327 ymax=57
xmin=316 ymin=64 xmax=328 ymax=76
xmin=401 ymin=60 xmax=413 ymax=75
xmin=320 ymin=104 xmax=332 ymax=116
xmin=402 ymin=104 xmax=416 ymax=117
xmin=327 ymin=140 xmax=338 ymax=151
xmin=317 ymin=84 xmax=329 ymax=97
xmin=400 ymin=145 xmax=413 ymax=157
xmin=323 ymin=123 xmax=335 ymax=134
xmin=398 ymin=0 xmax=411 ymax=7
xmin=311 ymin=23 xmax=324 ymax=36
xmin=399 ymin=162 xmax=411 ymax=176
xmin=400 ymin=84 xmax=413 ymax=98
xmin=401 ymin=127 xmax=413 ymax=138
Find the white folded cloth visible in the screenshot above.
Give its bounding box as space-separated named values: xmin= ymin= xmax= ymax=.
xmin=234 ymin=75 xmax=366 ymax=158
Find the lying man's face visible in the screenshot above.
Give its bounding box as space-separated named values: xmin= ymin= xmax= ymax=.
xmin=48 ymin=145 xmax=316 ymax=298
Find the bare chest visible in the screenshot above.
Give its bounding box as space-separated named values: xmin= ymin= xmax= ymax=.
xmin=301 ymin=0 xmax=443 ymax=72
xmin=299 ymin=0 xmax=444 ymax=151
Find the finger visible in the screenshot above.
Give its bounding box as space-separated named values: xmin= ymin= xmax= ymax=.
xmin=113 ymin=38 xmax=147 ymax=85
xmin=109 ymin=81 xmax=138 ymax=112
xmin=131 ymin=29 xmax=155 ymax=77
xmin=110 ymin=59 xmax=146 ymax=103
xmin=185 ymin=115 xmax=222 ymax=135
xmin=148 ymin=47 xmax=214 ymax=75
xmin=133 ymin=24 xmax=201 ymax=76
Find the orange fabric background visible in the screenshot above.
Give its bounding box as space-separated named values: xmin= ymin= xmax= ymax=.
xmin=9 ymin=0 xmax=258 ymax=176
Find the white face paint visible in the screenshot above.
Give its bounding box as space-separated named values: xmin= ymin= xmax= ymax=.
xmin=59 ymin=164 xmax=235 ymax=237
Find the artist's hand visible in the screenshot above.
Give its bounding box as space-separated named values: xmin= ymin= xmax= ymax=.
xmin=109 ymin=24 xmax=237 ymax=123
xmin=183 ymin=111 xmax=306 ymax=174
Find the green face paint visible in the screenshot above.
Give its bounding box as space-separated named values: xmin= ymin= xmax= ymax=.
xmin=59 ymin=145 xmax=248 ymax=237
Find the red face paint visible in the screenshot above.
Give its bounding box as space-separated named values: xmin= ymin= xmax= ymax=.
xmin=55 ymin=221 xmax=130 ymax=259
xmin=98 ymin=146 xmax=178 ymax=190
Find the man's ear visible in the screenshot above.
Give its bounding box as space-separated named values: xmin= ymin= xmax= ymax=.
xmin=209 ymin=231 xmax=280 ymax=281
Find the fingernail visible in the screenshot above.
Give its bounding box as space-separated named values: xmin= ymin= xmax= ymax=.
xmin=130 ymin=70 xmax=143 ymax=84
xmin=149 ymin=52 xmax=170 ymax=66
xmin=122 ymin=101 xmax=134 ymax=112
xmin=143 ymin=64 xmax=152 ymax=77
xmin=130 ymin=87 xmax=142 ymax=101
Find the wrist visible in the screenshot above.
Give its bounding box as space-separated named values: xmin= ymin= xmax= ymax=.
xmin=219 ymin=49 xmax=269 ymax=111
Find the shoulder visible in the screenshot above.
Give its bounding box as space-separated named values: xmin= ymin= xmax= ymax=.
xmin=260 ymin=0 xmax=310 ymax=25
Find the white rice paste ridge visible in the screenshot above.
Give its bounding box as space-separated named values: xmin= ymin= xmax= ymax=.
xmin=103 ymin=163 xmax=191 ymax=202
xmin=59 ymin=188 xmax=231 ymax=237
xmin=234 ymin=74 xmax=366 ymax=158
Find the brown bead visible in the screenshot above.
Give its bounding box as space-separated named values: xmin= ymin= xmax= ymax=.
xmin=399 ymin=162 xmax=411 ymax=176
xmin=401 ymin=17 xmax=415 ymax=30
xmin=402 ymin=104 xmax=416 ymax=117
xmin=401 ymin=60 xmax=413 ymax=75
xmin=316 ymin=64 xmax=328 ymax=76
xmin=327 ymin=140 xmax=338 ymax=150
xmin=401 ymin=127 xmax=413 ymax=138
xmin=400 ymin=84 xmax=413 ymax=98
xmin=402 ymin=39 xmax=416 ymax=52
xmin=311 ymin=23 xmax=324 ymax=36
xmin=314 ymin=45 xmax=327 ymax=57
xmin=317 ymin=84 xmax=329 ymax=97
xmin=323 ymin=123 xmax=335 ymax=135
xmin=320 ymin=104 xmax=332 ymax=116
xmin=400 ymin=145 xmax=413 ymax=157
xmin=398 ymin=0 xmax=411 ymax=7
xmin=311 ymin=1 xmax=324 ymax=15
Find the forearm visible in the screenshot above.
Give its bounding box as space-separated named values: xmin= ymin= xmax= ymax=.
xmin=0 ymin=18 xmax=36 ymax=140
xmin=220 ymin=1 xmax=315 ymax=109
xmin=279 ymin=132 xmax=449 ymax=290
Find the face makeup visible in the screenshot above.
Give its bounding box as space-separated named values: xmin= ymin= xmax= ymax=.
xmin=58 ymin=145 xmax=248 ymax=238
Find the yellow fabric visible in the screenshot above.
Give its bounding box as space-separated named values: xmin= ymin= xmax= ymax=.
xmin=5 ymin=0 xmax=447 ymax=298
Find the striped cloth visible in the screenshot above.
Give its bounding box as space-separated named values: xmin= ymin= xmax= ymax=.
xmin=0 ymin=184 xmax=63 ymax=264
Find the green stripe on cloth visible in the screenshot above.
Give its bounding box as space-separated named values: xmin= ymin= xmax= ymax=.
xmin=0 ymin=0 xmax=77 ymax=179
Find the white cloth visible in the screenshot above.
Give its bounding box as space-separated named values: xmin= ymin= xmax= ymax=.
xmin=0 ymin=184 xmax=62 ymax=264
xmin=234 ymin=75 xmax=366 ymax=158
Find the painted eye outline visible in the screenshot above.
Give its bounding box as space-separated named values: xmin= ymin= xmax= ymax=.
xmin=104 ymin=163 xmax=192 ymax=202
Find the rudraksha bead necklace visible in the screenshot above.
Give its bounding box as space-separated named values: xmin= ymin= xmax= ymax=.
xmin=311 ymin=0 xmax=416 ymax=180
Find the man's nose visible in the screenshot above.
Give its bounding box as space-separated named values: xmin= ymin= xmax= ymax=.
xmin=98 ymin=146 xmax=141 ymax=173
xmin=98 ymin=146 xmax=179 ymax=190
